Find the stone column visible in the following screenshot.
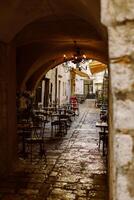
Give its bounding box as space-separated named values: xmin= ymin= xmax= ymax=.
xmin=0 ymin=42 xmax=17 ymax=176
xmin=55 ymin=68 xmax=58 ymax=104
xmin=41 ymin=80 xmax=45 ymax=106
xmin=101 ymin=0 xmax=134 ymax=200
xmin=70 ymin=70 xmax=76 ymax=96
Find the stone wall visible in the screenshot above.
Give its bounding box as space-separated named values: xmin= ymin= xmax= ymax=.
xmin=101 ymin=0 xmax=134 ymax=200
xmin=0 ymin=43 xmax=17 ymax=176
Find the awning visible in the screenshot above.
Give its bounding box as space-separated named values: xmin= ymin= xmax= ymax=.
xmin=71 ymin=68 xmax=89 ymax=78
xmin=89 ymin=61 xmax=107 ymax=74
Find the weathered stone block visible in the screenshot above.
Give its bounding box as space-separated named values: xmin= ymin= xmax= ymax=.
xmin=115 ymin=134 xmax=133 ymax=167
xmin=112 ymin=0 xmax=134 ymax=22
xmin=117 ymin=173 xmax=133 ymax=200
xmin=108 ymin=23 xmax=134 ymax=58
xmin=114 ymin=100 xmax=134 ymax=129
xmin=127 ymin=163 xmax=134 ymax=197
xmin=101 ymin=0 xmax=134 ymax=26
xmin=110 ymin=63 xmax=134 ymax=91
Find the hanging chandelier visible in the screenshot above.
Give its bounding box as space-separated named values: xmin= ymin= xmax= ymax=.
xmin=63 ymin=41 xmax=88 ymax=72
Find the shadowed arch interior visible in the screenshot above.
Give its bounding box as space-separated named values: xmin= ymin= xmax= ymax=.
xmin=0 ymin=0 xmax=108 ymax=91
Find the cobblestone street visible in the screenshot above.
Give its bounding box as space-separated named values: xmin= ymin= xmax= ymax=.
xmin=0 ymin=100 xmax=108 ymax=200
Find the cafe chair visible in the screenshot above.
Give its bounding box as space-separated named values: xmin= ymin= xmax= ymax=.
xmin=17 ymin=121 xmax=32 ymax=158
xmin=25 ymin=117 xmax=46 ymax=161
xmin=98 ymin=130 xmax=108 ymax=156
xmin=51 ymin=114 xmax=68 ymax=137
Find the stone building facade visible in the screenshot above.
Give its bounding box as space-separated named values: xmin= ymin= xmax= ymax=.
xmin=39 ymin=64 xmax=91 ymax=107
xmin=40 ymin=65 xmax=71 ymax=106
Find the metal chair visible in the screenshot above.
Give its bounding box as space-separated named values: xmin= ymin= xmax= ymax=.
xmin=51 ymin=113 xmax=68 ymax=138
xmin=25 ymin=116 xmax=46 ymax=161
xmin=98 ymin=130 xmax=108 ymax=156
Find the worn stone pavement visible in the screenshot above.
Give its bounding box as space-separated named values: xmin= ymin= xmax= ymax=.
xmin=0 ymin=100 xmax=108 ymax=200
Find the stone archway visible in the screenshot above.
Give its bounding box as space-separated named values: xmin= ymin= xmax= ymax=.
xmin=17 ymin=38 xmax=107 ymax=91
xmin=0 ymin=0 xmax=108 ymax=178
xmin=0 ymin=1 xmax=134 ymax=199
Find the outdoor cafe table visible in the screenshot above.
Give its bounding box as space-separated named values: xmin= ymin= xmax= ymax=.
xmin=43 ymin=107 xmax=56 ymax=113
xmin=43 ymin=107 xmax=57 ymax=118
xmin=34 ymin=109 xmax=49 ymax=122
xmin=96 ymin=121 xmax=108 ymax=130
xmin=51 ymin=113 xmax=70 ymax=121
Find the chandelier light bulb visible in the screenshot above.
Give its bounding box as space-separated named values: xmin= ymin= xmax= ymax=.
xmin=83 ymin=54 xmax=86 ymax=59
xmin=89 ymin=59 xmax=93 ymax=63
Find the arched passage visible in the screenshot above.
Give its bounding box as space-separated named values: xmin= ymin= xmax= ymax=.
xmin=0 ymin=0 xmax=109 ymax=180
xmin=0 ymin=0 xmax=108 ymax=178
xmin=0 ymin=1 xmax=121 ymax=200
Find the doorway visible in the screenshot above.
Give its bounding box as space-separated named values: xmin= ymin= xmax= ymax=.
xmin=44 ymin=78 xmax=50 ymax=107
xmin=58 ymin=80 xmax=61 ymax=106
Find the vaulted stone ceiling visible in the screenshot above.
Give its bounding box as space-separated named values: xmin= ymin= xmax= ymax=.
xmin=0 ymin=0 xmax=108 ymax=90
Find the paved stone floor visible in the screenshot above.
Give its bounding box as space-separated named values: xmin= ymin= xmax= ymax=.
xmin=0 ymin=100 xmax=108 ymax=200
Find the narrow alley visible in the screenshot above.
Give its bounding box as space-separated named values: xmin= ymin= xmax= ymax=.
xmin=0 ymin=100 xmax=107 ymax=200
